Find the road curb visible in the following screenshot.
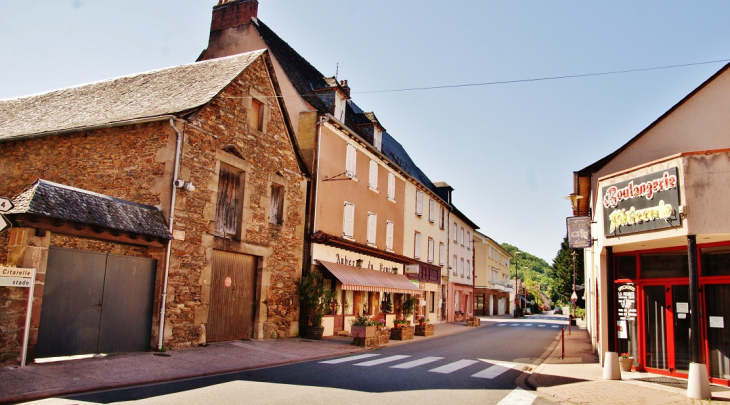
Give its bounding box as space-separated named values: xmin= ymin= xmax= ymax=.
xmin=517 ymin=327 xmax=564 ymax=391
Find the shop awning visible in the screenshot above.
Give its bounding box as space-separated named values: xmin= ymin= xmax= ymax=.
xmin=319 ymin=260 xmax=421 ymax=294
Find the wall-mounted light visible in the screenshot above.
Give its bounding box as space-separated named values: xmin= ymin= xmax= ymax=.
xmin=174 ymin=179 xmax=196 ymax=192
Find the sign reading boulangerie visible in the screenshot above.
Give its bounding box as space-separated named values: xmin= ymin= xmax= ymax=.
xmin=602 ymin=167 xmax=681 ymax=236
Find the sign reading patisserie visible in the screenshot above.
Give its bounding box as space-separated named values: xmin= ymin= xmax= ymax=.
xmin=602 ymin=167 xmax=680 ymax=236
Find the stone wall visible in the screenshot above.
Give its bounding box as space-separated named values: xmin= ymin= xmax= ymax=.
xmin=0 ymin=53 xmax=307 ymax=363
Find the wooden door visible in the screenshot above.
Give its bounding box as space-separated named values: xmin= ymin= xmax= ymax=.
xmin=333 ymin=289 xmax=344 ymax=333
xmin=208 ymin=250 xmax=257 ymax=341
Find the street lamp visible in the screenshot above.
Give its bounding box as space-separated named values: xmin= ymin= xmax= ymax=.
xmin=513 ymin=251 xmax=521 ymax=318
xmin=522 ymin=266 xmax=529 ymax=313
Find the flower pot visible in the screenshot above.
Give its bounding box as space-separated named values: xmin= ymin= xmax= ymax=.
xmin=303 ymin=326 xmax=324 ymax=340
xmin=619 ymin=357 xmax=634 ymax=372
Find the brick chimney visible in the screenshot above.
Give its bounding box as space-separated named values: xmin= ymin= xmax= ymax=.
xmin=211 ymin=0 xmax=259 ymax=32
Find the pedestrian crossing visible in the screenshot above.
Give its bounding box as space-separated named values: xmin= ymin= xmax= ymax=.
xmin=498 ymin=323 xmax=561 ymax=328
xmin=319 ymin=354 xmax=518 ymax=379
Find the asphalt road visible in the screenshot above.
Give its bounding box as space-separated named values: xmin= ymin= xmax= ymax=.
xmin=41 ymin=315 xmax=566 ymax=405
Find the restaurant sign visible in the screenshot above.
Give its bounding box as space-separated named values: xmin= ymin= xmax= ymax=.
xmin=602 ymin=167 xmax=680 ymax=236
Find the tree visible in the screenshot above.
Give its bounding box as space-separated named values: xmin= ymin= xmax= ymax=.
xmin=551 ymin=235 xmax=585 ymax=307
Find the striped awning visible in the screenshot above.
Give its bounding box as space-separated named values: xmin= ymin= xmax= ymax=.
xmin=319 ymin=260 xmax=420 ymax=294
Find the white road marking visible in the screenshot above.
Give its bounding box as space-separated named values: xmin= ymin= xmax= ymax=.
xmin=429 ymin=359 xmax=479 ymax=374
xmin=498 ymin=323 xmax=507 ymax=326
xmin=390 ymin=356 xmax=444 ymax=369
xmin=471 ymin=362 xmax=516 ymax=379
xmin=551 ymin=325 xmax=559 ymax=328
xmin=524 ymin=324 xmax=533 ymax=327
xmin=320 ymin=353 xmax=380 ymax=364
xmin=354 ymin=355 xmax=410 ymax=366
xmin=538 ymin=325 xmax=545 ymax=327
xmin=496 ymin=387 xmax=537 ymax=404
xmin=511 ymin=324 xmax=519 ymax=326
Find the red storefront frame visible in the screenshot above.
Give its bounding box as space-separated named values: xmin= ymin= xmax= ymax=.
xmin=612 ymin=241 xmax=730 ymax=386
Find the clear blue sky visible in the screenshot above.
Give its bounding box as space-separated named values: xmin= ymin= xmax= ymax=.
xmin=2 ymin=1 xmax=729 ymax=262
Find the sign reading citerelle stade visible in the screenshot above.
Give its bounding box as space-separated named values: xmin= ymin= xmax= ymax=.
xmin=602 ymin=167 xmax=681 ymax=236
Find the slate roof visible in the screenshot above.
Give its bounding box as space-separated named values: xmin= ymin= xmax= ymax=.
xmin=7 ymin=179 xmax=172 ymax=240
xmin=0 ymin=50 xmax=266 ymax=141
xmin=253 ymin=18 xmax=480 ymax=230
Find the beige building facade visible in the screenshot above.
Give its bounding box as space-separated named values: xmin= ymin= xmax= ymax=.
xmin=473 ymin=232 xmax=512 ymax=316
xmin=573 ymin=60 xmax=730 ymax=385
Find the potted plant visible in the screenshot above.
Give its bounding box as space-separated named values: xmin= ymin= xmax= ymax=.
xmin=393 ymin=317 xmax=405 ymax=329
xmin=298 ymin=271 xmax=336 ymax=340
xmin=402 ymin=295 xmax=417 ymax=324
xmin=618 ymin=353 xmax=634 ymax=372
xmin=418 ymin=316 xmax=429 ymax=326
xmin=350 ymin=314 xmax=376 ymax=339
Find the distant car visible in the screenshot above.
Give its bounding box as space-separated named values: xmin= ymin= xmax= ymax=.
xmin=554 ymin=307 xmax=563 ymax=315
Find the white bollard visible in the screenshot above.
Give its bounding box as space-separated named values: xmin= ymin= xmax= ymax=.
xmin=603 ymin=351 xmax=621 ymax=380
xmin=687 ymin=363 xmax=712 ymax=400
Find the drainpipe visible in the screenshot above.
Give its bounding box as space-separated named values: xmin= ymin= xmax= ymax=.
xmin=158 ymin=118 xmax=184 ymax=350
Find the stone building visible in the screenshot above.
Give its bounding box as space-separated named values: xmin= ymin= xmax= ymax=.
xmin=0 ymin=49 xmax=308 ymax=365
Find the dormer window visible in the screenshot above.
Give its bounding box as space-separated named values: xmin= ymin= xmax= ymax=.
xmin=374 ymin=127 xmax=382 ymax=152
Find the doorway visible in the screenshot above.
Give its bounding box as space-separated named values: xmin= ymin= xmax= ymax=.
xmin=36 ymin=247 xmax=157 ymax=358
xmin=207 ymin=250 xmax=257 ymax=342
xmin=643 ymin=283 xmax=691 ymax=375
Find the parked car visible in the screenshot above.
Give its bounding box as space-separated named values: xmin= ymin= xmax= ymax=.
xmin=554 ymin=307 xmax=563 ymax=315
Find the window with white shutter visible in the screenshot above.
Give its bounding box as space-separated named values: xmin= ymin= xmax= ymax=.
xmin=343 ymin=202 xmax=355 ymax=238
xmin=428 ymin=199 xmax=435 ymax=223
xmin=467 ymin=231 xmax=471 ymax=249
xmin=415 ymin=190 xmax=423 ymax=216
xmin=428 ymin=238 xmax=434 ymax=263
xmin=374 ymin=127 xmax=382 ymax=151
xmin=453 ymin=223 xmax=458 ymax=242
xmin=369 ymin=160 xmax=378 ymax=190
xmin=414 ymin=232 xmax=422 ymax=259
xmin=386 ymin=221 xmax=394 ymax=251
xmin=387 ymin=172 xmax=395 ymax=201
xmin=367 ymin=212 xmax=377 ymax=245
xmin=345 ymin=144 xmax=356 ymax=178
xmin=439 ymin=243 xmax=445 ymax=265
xmin=452 ymin=255 xmax=457 ymax=275
xmin=460 ymin=227 xmax=465 ymax=246
xmin=460 ymin=258 xmax=465 ymax=277
xmin=466 ymin=260 xmax=471 ymax=278
xmin=439 ymin=207 xmax=445 ymax=229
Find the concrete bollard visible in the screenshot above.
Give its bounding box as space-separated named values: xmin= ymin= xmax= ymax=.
xmin=687 ymin=363 xmax=712 ymax=400
xmin=603 ymin=351 xmax=621 ymax=380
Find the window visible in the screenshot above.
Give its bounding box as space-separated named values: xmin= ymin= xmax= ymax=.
xmin=367 ymin=212 xmax=377 ymax=245
xmin=452 ymin=255 xmax=458 ymax=275
xmin=429 ymin=291 xmax=435 ymax=313
xmin=387 ymin=172 xmax=396 ymax=200
xmin=439 ymin=206 xmax=445 ymax=229
xmin=250 ymin=98 xmax=264 ymax=131
xmin=428 ymin=199 xmax=436 ymax=223
xmin=427 ymin=238 xmax=435 ymax=263
xmin=460 ymin=227 xmax=465 ymax=246
xmin=269 ymin=183 xmax=284 ymax=225
xmin=415 ymin=190 xmax=423 ymax=216
xmin=374 ymin=127 xmax=382 ymax=151
xmin=343 ymin=202 xmax=355 ymax=238
xmin=369 ymin=160 xmax=378 ymax=190
xmin=346 ymin=144 xmax=357 ymax=178
xmin=344 ymin=290 xmax=354 ymax=315
xmin=460 ymin=258 xmax=465 ymax=277
xmin=466 ymin=260 xmax=471 ymax=278
xmin=215 ymin=163 xmax=245 ymax=238
xmin=453 ymin=223 xmax=458 ymax=242
xmin=414 ymin=232 xmax=422 ymax=259
xmin=467 ymin=231 xmax=471 ymax=249
xmin=334 ymin=91 xmax=346 ymax=122
xmin=386 ymin=221 xmax=394 ymax=251
xmin=439 ymin=243 xmax=445 ymax=265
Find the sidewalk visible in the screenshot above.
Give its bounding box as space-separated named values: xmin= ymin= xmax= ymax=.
xmin=524 ymin=317 xmax=730 ymax=404
xmin=0 ymin=320 xmax=486 ymax=404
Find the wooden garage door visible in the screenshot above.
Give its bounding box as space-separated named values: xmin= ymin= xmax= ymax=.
xmin=36 ymin=247 xmax=156 ymax=358
xmin=207 ymin=250 xmax=257 ymax=342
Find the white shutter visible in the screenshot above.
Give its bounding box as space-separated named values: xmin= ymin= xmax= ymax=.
xmin=388 ymin=173 xmax=395 ymax=200
xmin=429 ymin=199 xmax=435 ymax=222
xmin=460 ymin=258 xmax=464 ymax=276
xmin=414 ymin=233 xmax=422 ymax=259
xmin=343 ymin=202 xmax=354 ymax=238
xmin=367 ymin=213 xmax=377 ymax=244
xmin=439 ymin=243 xmax=445 ymax=265
xmin=453 ymin=256 xmax=457 ymax=274
xmin=453 ymin=223 xmax=458 ymax=242
xmin=428 ymin=239 xmax=434 ymax=263
xmin=374 ymin=128 xmax=382 ymax=151
xmin=369 ymin=160 xmax=378 ymax=189
xmin=386 ymin=221 xmax=394 ymax=250
xmin=460 ymin=228 xmax=464 ymax=246
xmin=346 ymin=144 xmax=356 ymax=177
xmin=416 ymin=191 xmax=423 ymax=215
xmin=467 ymin=232 xmax=471 ymax=249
